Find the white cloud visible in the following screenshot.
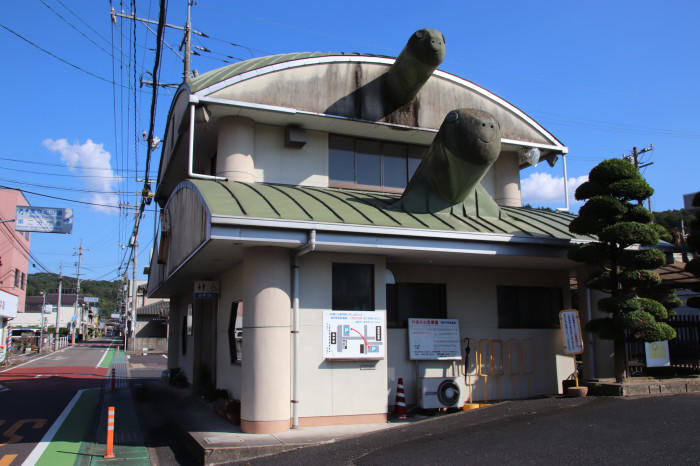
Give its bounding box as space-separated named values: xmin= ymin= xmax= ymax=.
xmin=42 ymin=138 xmax=121 ymax=213
xmin=521 ymin=171 xmax=588 ymax=209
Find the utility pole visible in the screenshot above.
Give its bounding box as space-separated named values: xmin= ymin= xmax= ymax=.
xmin=39 ymin=291 xmax=46 ymax=354
xmin=54 ymin=263 xmax=62 ymax=351
xmin=623 ymin=145 xmax=654 ymax=211
xmin=182 ymin=0 xmax=192 ymax=80
xmin=131 ymin=236 xmax=138 ymax=354
xmin=111 ymin=1 xmax=200 ymax=82
xmin=72 ymin=241 xmax=86 ymax=344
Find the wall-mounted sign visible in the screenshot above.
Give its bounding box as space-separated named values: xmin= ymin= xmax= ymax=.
xmin=559 ymin=309 xmax=584 ymax=355
xmin=0 ymin=290 xmax=18 ymax=319
xmin=83 ymin=297 xmax=99 ymax=303
xmin=408 ymin=318 xmax=461 ymax=360
xmin=645 ymin=340 xmax=670 ymax=367
xmin=15 ymin=206 xmax=73 ymax=234
xmin=323 ymin=311 xmax=385 ymax=360
xmin=194 ymin=281 xmax=219 ymax=299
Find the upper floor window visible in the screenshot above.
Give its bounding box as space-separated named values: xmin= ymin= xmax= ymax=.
xmin=329 ymin=135 xmax=425 ymax=193
xmin=14 ymin=269 xmax=20 ymax=288
xmin=497 ymin=286 xmax=563 ymax=329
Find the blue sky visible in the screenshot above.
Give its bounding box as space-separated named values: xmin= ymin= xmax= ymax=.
xmin=1 ymin=0 xmax=698 ymax=283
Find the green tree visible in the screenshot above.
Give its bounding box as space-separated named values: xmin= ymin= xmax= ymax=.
xmin=568 ymin=159 xmax=678 ymax=382
xmin=685 ymin=192 xmax=700 ymax=309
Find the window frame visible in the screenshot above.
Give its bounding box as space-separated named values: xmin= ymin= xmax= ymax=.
xmin=329 ymin=134 xmax=424 ymax=193
xmin=332 ymin=263 xmax=375 ymax=311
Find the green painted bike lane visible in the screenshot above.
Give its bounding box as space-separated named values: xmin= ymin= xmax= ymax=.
xmin=32 ymin=349 xmax=150 ymax=465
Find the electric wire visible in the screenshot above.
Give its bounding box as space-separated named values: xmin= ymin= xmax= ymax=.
xmin=0 ymin=23 xmax=130 ymax=89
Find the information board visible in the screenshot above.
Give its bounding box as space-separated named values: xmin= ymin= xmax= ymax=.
xmin=15 ymin=206 xmax=73 ymax=234
xmin=323 ymin=311 xmax=385 ymax=360
xmin=645 ymin=340 xmax=670 ymax=367
xmin=559 ymin=309 xmax=584 ymax=355
xmin=408 ymin=318 xmax=461 ymax=360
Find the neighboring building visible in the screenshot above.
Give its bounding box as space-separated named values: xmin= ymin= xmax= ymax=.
xmin=0 ymin=189 xmax=30 ymax=363
xmin=124 ymin=280 xmax=169 ymax=351
xmin=20 ymin=293 xmax=79 ymax=329
xmin=133 ymin=298 xmax=169 ymax=354
xmin=147 ymin=30 xmax=591 ymax=433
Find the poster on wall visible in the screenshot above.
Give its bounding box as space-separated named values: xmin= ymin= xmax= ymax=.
xmin=408 ymin=318 xmax=461 ymax=360
xmin=323 ymin=311 xmax=385 ymax=360
xmin=645 ymin=340 xmax=670 ymax=367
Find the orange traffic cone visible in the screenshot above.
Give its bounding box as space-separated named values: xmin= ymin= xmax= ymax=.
xmin=394 ymin=377 xmax=408 ymax=419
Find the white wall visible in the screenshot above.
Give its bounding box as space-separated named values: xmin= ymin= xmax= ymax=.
xmin=386 ymin=264 xmax=575 ymax=405
xmin=215 ymin=264 xmax=244 ymax=400
xmin=297 ymin=252 xmax=388 ymax=419
xmin=253 ymin=124 xmax=328 ymax=187
xmin=167 ymin=295 xmax=195 ymax=382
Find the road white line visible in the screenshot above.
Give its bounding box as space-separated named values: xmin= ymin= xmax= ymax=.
xmin=22 ymin=389 xmax=86 ymax=466
xmin=95 ymin=345 xmax=111 ymax=368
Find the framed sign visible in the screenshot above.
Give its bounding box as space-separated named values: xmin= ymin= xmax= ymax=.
xmin=323 ymin=311 xmax=385 ymax=360
xmin=559 ymin=309 xmax=584 ymax=355
xmin=408 ymin=318 xmax=461 ymax=360
xmin=645 ymin=341 xmax=670 ymax=367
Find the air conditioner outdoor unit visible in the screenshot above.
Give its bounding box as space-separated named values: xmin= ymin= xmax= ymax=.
xmin=418 ymin=377 xmax=467 ymax=409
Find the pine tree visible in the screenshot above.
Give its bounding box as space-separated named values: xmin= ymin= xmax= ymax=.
xmin=685 ymin=192 xmax=700 ymax=309
xmin=568 ymin=159 xmax=677 ymax=382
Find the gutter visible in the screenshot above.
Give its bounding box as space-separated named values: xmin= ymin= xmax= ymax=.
xmin=291 ymin=229 xmax=316 ymax=429
xmin=187 ymin=102 xmax=227 ymax=181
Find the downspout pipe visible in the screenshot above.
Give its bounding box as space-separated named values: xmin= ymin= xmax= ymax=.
xmin=292 ymin=229 xmax=316 ymax=429
xmin=188 ymin=102 xmax=227 ymax=181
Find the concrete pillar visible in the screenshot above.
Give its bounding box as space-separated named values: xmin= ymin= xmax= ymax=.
xmin=493 ymin=151 xmax=522 ymax=207
xmin=241 ymin=247 xmax=291 ymax=433
xmin=216 ymin=116 xmax=255 ymax=181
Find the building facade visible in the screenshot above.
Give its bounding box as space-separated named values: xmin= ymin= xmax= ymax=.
xmin=147 ymin=30 xmax=591 ymax=433
xmin=0 ymin=189 xmax=30 ymax=363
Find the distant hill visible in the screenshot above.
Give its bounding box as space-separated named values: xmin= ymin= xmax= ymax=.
xmin=653 ymin=209 xmax=696 ymax=233
xmin=27 ymin=273 xmax=121 ymax=317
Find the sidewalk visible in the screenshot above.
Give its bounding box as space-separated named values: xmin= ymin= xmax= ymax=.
xmin=132 ymin=376 xmax=471 ymax=465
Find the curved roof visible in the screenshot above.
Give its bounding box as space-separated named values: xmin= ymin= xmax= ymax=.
xmin=187 ymin=52 xmax=372 ymax=93
xmin=183 ymin=179 xmax=590 ymax=242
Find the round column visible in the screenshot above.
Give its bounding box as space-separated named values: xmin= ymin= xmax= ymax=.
xmin=493 ymin=151 xmax=522 ymax=207
xmin=216 ymin=116 xmax=255 ymax=182
xmin=241 ymin=247 xmax=291 ymax=433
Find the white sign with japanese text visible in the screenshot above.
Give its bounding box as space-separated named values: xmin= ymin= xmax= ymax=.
xmin=323 ymin=311 xmax=385 ymax=360
xmin=559 ymin=309 xmax=584 ymax=355
xmin=408 ymin=318 xmax=461 ymax=360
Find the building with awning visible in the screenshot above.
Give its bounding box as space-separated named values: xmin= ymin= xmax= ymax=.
xmin=147 ymin=29 xmax=591 ymax=433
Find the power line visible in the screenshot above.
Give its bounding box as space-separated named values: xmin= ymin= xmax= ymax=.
xmin=0 ymin=155 xmax=150 ymax=174
xmin=0 ymin=165 xmax=129 ymax=179
xmin=39 ymin=0 xmax=113 ymax=58
xmin=0 ymin=185 xmax=124 ymax=210
xmin=0 ymin=177 xmax=139 ymax=195
xmin=0 ymin=22 xmax=129 ymax=89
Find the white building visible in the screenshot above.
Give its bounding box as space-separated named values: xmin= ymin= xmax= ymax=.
xmin=147 ymin=29 xmax=590 ymax=433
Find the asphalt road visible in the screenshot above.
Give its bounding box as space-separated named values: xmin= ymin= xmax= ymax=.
xmin=0 ymin=339 xmax=112 ymax=465
xmin=246 ymin=394 xmax=700 ymax=465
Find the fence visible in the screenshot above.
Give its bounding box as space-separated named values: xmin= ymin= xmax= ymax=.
xmin=627 ymin=314 xmax=700 ymax=375
xmin=9 ymin=335 xmax=70 ymax=355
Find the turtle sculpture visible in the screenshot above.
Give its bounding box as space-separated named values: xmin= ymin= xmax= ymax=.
xmin=383 ymin=28 xmax=446 ymax=108
xmin=394 ymin=108 xmax=502 ymax=213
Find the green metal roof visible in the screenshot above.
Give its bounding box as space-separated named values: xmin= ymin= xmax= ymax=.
xmin=186 ymin=52 xmax=377 ymax=93
xmin=186 ymin=179 xmax=590 ymax=242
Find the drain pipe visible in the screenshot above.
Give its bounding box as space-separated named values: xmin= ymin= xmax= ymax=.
xmin=586 ymin=287 xmax=596 ymax=378
xmin=188 ymin=102 xmax=227 ymax=181
xmin=292 ymin=229 xmax=316 ymax=428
